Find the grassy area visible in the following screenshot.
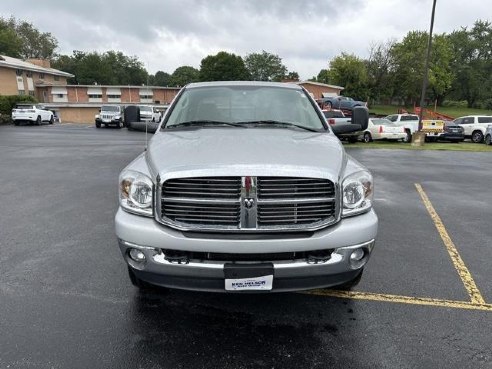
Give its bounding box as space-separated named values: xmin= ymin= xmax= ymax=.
xmin=370 ymin=105 xmax=492 ymax=119
xmin=344 ymin=140 xmax=492 ymax=152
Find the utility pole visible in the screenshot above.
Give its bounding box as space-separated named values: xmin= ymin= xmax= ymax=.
xmin=418 ymin=0 xmax=438 ymax=130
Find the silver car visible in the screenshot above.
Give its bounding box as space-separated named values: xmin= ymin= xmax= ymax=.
xmin=115 ymin=81 xmax=377 ymax=292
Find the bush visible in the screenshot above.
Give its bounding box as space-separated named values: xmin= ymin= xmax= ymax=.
xmin=0 ymin=95 xmax=38 ymax=124
xmin=442 ymin=100 xmax=468 ymax=108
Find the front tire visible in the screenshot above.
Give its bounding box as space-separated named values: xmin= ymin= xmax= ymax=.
xmin=49 ymin=116 xmax=54 ymax=124
xmin=485 ymin=135 xmax=492 ymax=145
xmin=95 ymin=121 xmax=101 ymax=128
xmin=403 ymin=129 xmax=412 ymax=143
xmin=363 ymin=132 xmax=372 ymax=143
xmin=14 ymin=120 xmax=19 ymax=126
xmin=472 ymin=130 xmax=484 ymax=143
xmin=36 ymin=116 xmax=41 ymax=126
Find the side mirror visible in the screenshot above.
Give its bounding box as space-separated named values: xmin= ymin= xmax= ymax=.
xmin=352 ymin=106 xmax=369 ymax=131
xmin=98 ymin=109 xmax=101 ymax=112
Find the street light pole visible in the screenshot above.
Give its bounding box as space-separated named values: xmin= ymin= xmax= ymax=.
xmin=418 ymin=0 xmax=437 ymax=130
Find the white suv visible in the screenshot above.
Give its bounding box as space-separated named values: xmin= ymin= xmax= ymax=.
xmin=453 ymin=115 xmax=492 ymax=143
xmin=12 ymin=104 xmax=54 ymax=126
xmin=138 ymin=105 xmax=161 ymax=122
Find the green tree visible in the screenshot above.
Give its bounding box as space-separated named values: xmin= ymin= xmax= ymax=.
xmin=243 ymin=50 xmax=287 ymax=81
xmin=390 ymin=31 xmax=454 ymax=105
xmin=5 ymin=17 xmax=58 ymax=59
xmin=149 ymin=71 xmax=171 ymax=86
xmin=447 ymin=20 xmax=492 ymax=107
xmin=52 ymin=50 xmax=148 ymax=85
xmin=169 ymin=66 xmax=200 ymax=86
xmin=0 ymin=17 xmax=22 ymax=57
xmin=199 ymin=51 xmax=250 ymax=81
xmin=285 ymin=71 xmax=299 ymax=81
xmin=366 ymin=41 xmax=395 ymax=103
xmin=315 ymin=69 xmax=330 ymax=84
xmin=327 ymin=53 xmax=368 ymax=99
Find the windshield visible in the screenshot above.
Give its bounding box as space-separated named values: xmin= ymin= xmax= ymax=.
xmin=101 ymin=106 xmax=120 ymax=112
xmin=139 ymin=106 xmax=152 ymax=112
xmin=164 ymin=85 xmax=325 ymax=131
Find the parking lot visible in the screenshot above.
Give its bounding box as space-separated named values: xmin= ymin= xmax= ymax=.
xmin=1 ymin=123 xmax=491 ymax=369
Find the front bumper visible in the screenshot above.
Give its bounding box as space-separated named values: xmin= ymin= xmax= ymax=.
xmin=115 ymin=208 xmax=378 ymax=292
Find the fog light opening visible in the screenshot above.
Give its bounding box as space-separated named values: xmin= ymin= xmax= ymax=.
xmin=349 ymin=248 xmax=367 ymax=269
xmin=129 ymin=248 xmax=146 ymax=263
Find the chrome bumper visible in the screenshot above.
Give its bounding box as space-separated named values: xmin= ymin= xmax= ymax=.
xmin=116 ymin=208 xmax=378 ymax=292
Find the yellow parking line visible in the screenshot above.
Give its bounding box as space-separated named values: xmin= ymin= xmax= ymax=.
xmin=415 ymin=183 xmax=486 ymax=305
xmin=304 ymin=290 xmax=492 ymax=312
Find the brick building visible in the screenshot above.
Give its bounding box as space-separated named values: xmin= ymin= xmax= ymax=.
xmin=296 ymin=81 xmax=344 ymax=99
xmin=0 ymin=54 xmax=181 ymax=123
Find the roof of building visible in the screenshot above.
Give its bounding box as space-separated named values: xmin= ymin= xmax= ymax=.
xmin=296 ymin=81 xmax=344 ymax=90
xmin=57 ymin=84 xmax=181 ymax=90
xmin=0 ymin=55 xmax=74 ymax=78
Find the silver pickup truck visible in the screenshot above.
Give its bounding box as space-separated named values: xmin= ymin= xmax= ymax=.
xmin=115 ymin=81 xmax=378 ymax=293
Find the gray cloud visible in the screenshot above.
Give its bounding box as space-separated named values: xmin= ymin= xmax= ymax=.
xmin=1 ymin=0 xmax=489 ymax=78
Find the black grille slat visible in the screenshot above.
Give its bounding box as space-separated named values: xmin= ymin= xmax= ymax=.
xmin=163 ymin=177 xmax=241 ymax=199
xmin=257 ymin=177 xmax=335 ymax=199
xmin=257 ymin=202 xmax=335 ymax=226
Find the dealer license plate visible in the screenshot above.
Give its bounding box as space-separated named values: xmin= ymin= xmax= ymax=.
xmin=224 ymin=263 xmax=274 ymax=291
xmin=225 ymin=275 xmax=273 ymax=291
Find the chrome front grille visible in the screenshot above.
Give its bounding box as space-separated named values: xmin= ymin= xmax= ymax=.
xmin=158 ymin=176 xmax=338 ymax=231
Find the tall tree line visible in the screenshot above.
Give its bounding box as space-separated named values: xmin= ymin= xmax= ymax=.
xmin=312 ymin=20 xmax=492 ymax=109
xmin=1 ymin=16 xmax=491 ymax=108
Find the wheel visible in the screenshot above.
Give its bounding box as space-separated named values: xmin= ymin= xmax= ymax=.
xmin=363 ymin=132 xmax=372 ymax=143
xmin=14 ymin=121 xmax=19 ymax=126
xmin=36 ymin=116 xmax=42 ymax=126
xmin=485 ymin=135 xmax=492 ymax=145
xmin=403 ymin=130 xmax=412 ymax=143
xmin=95 ymin=121 xmax=101 ymax=128
xmin=49 ymin=116 xmax=54 ymax=124
xmin=337 ymin=269 xmax=364 ymax=290
xmin=116 ymin=122 xmax=121 ymax=129
xmin=471 ymin=130 xmax=484 ymax=143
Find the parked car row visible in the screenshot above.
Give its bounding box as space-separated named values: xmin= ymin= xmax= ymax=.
xmin=95 ymin=104 xmax=164 ymax=130
xmin=326 ymin=112 xmax=492 ymax=145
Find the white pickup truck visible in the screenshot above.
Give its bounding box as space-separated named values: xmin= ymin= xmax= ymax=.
xmin=453 ymin=115 xmax=492 ymax=143
xmin=11 ymin=104 xmax=54 ymax=126
xmin=385 ymin=114 xmax=420 ymax=142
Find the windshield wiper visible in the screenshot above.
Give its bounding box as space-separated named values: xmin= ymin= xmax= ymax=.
xmin=235 ymin=120 xmax=320 ymax=132
xmin=164 ymin=120 xmax=246 ymax=129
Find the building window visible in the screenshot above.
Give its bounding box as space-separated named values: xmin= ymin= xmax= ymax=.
xmin=29 ymin=91 xmax=35 ymax=96
xmin=54 ymin=75 xmax=59 ymax=81
xmin=39 ymin=73 xmax=45 ymax=79
xmin=140 ymin=94 xmax=153 ymax=99
xmin=18 ymin=90 xmax=25 ymax=95
xmin=88 ymin=94 xmax=103 ymax=99
xmin=16 ymin=69 xmax=23 ymax=76
xmin=26 ymin=71 xmax=33 ymax=78
xmin=107 ymin=94 xmax=121 ymax=99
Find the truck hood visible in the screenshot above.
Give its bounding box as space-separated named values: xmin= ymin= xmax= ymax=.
xmin=146 ymin=128 xmax=347 ymax=183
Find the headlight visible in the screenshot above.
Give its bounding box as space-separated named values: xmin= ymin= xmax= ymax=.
xmin=119 ymin=170 xmax=153 ymax=217
xmin=342 ymin=170 xmax=373 ymax=217
xmin=114 ymin=115 xmax=121 ymax=120
xmin=95 ymin=114 xmax=100 ymax=119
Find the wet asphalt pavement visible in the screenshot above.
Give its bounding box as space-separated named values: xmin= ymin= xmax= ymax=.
xmin=0 ymin=123 xmax=491 ymax=369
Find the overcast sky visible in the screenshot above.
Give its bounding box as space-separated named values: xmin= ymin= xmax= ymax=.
xmin=1 ymin=0 xmax=489 ymax=79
